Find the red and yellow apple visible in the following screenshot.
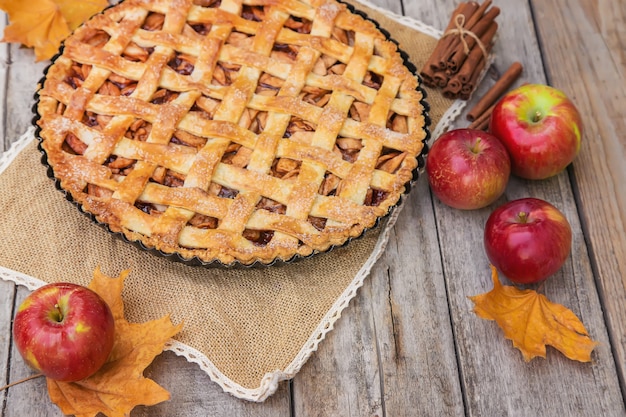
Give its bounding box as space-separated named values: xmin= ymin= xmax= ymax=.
xmin=489 ymin=83 xmax=583 ymax=180
xmin=426 ymin=128 xmax=511 ymax=210
xmin=13 ymin=283 xmax=115 ymax=381
xmin=484 ymin=197 xmax=572 ymax=284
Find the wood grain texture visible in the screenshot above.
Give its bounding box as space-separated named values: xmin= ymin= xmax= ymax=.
xmin=0 ymin=16 xmax=15 ymax=416
xmin=134 ymin=353 xmax=291 ymax=417
xmin=0 ymin=0 xmax=625 ymax=415
xmin=531 ymin=0 xmax=626 ymax=402
xmin=370 ymin=179 xmax=465 ymax=416
xmin=293 ymin=282 xmax=384 ymax=417
xmin=3 ymin=44 xmax=47 ymax=149
xmin=0 ymin=281 xmax=15 ymax=413
xmin=363 ymin=0 xmax=402 ymax=15
xmin=292 ymin=2 xmax=464 ymax=415
xmin=433 ymin=0 xmax=626 ymax=414
xmin=0 ymin=17 xmax=8 ymax=151
xmin=402 ymin=0 xmax=454 ymax=31
xmin=294 ymin=179 xmax=466 ymax=416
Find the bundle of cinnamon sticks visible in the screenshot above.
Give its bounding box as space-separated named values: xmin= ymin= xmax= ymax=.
xmin=420 ymin=0 xmax=500 ymax=100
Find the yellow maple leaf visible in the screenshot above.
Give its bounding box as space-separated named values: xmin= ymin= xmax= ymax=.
xmin=469 ymin=265 xmax=598 ymax=362
xmin=52 ymin=0 xmax=109 ymax=31
xmin=0 ymin=0 xmax=68 ymax=61
xmin=46 ymin=268 xmax=184 ymax=417
xmin=0 ymin=0 xmax=107 ymax=61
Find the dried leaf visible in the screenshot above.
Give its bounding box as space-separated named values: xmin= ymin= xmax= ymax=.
xmin=469 ymin=265 xmax=598 ymax=362
xmin=0 ymin=0 xmax=68 ymax=61
xmin=53 ymin=0 xmax=108 ymax=31
xmin=0 ymin=0 xmax=107 ymax=61
xmin=47 ymin=268 xmax=184 ymax=417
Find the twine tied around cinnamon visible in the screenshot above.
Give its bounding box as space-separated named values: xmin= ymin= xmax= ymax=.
xmin=442 ymin=14 xmax=489 ymax=60
xmin=419 ymin=0 xmax=500 ymax=99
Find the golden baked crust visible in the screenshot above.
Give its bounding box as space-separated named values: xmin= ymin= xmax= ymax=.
xmin=35 ymin=0 xmax=427 ymax=265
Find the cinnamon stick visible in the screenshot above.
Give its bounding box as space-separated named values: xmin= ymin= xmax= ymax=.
xmin=443 ymin=76 xmax=463 ymax=99
xmin=446 ymin=7 xmax=500 ymax=73
xmin=420 ymin=2 xmax=469 ymax=85
xmin=468 ymin=103 xmax=495 ymax=130
xmin=436 ymin=2 xmax=480 ymax=70
xmin=420 ymin=0 xmax=501 ymax=100
xmin=433 ymin=70 xmax=448 ymax=88
xmin=457 ymin=22 xmax=497 ymax=84
xmin=466 ymin=62 xmax=523 ymax=121
xmin=420 ymin=65 xmax=436 ymax=87
xmin=423 ymin=2 xmax=466 ymax=69
xmin=462 ymin=0 xmax=493 ymax=32
xmin=460 ymin=55 xmax=487 ymax=99
xmin=475 ymin=116 xmax=491 ymax=131
xmin=439 ymin=0 xmax=492 ymax=71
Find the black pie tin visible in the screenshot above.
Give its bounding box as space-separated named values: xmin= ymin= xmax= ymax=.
xmin=31 ymin=0 xmax=431 ymax=268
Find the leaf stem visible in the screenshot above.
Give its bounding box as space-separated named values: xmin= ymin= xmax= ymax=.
xmin=536 ymin=280 xmax=546 ymax=293
xmin=0 ymin=373 xmax=45 ymax=392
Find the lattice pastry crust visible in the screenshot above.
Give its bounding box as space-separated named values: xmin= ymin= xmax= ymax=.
xmin=35 ymin=0 xmax=428 ymax=265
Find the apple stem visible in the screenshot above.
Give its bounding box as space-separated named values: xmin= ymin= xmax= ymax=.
xmin=54 ymin=303 xmax=64 ymax=322
xmin=470 ymin=137 xmax=482 ymax=154
xmin=0 ymin=373 xmax=45 ymax=392
xmin=518 ymin=211 xmax=529 ymax=223
xmin=532 ymin=110 xmax=542 ymax=123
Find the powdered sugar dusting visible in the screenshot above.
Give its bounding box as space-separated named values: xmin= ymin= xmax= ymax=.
xmin=318 ymin=1 xmax=342 ymax=22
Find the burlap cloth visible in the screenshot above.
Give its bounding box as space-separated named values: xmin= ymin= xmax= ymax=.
xmin=0 ymin=0 xmax=459 ymax=402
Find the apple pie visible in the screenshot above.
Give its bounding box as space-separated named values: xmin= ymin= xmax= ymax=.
xmin=34 ymin=0 xmax=429 ymax=265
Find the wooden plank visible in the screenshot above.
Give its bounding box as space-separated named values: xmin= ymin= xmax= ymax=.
xmin=531 ymin=0 xmax=626 ymax=401
xmin=0 ymin=0 xmax=624 ymax=416
xmin=370 ymin=179 xmax=465 ymax=416
xmin=135 ymin=353 xmax=291 ymax=417
xmin=293 ymin=187 xmax=467 ymax=417
xmin=292 ymin=281 xmax=384 ymax=417
xmin=0 ymin=14 xmax=10 ymax=413
xmin=4 ymin=44 xmax=47 ymax=143
xmin=0 ymin=16 xmax=8 ymax=152
xmin=360 ymin=0 xmax=403 ymax=15
xmin=293 ymin=183 xmax=465 ymax=417
xmin=0 ymin=280 xmax=16 ymax=415
xmin=402 ymin=0 xmax=456 ymax=30
xmin=293 ymin=1 xmax=465 ymax=415
xmin=431 ymin=0 xmax=626 ymax=415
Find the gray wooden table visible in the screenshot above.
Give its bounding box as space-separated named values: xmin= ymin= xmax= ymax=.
xmin=1 ymin=0 xmax=625 ymax=415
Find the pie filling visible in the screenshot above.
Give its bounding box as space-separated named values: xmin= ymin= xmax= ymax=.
xmin=35 ymin=0 xmax=427 ymax=265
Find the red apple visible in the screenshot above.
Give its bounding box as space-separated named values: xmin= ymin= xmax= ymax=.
xmin=484 ymin=198 xmax=572 ymax=284
xmin=426 ymin=128 xmax=511 ymax=210
xmin=489 ymin=83 xmax=583 ymax=180
xmin=13 ymin=283 xmax=115 ymax=381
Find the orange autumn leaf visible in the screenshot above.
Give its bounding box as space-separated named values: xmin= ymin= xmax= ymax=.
xmin=0 ymin=0 xmax=107 ymax=61
xmin=469 ymin=265 xmax=598 ymax=362
xmin=0 ymin=0 xmax=68 ymax=61
xmin=53 ymin=0 xmax=108 ymax=31
xmin=46 ymin=268 xmax=184 ymax=417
